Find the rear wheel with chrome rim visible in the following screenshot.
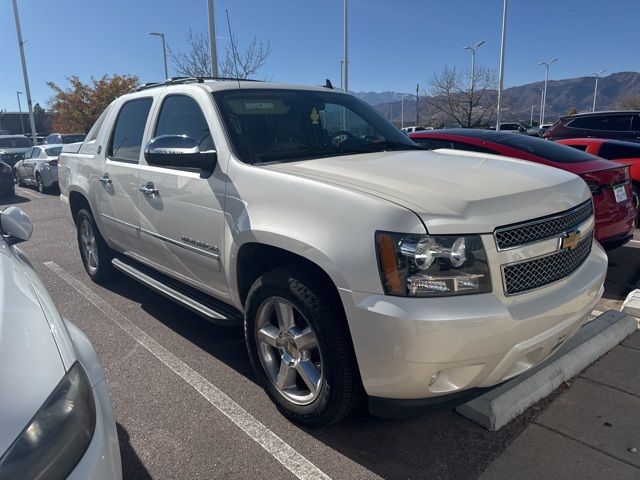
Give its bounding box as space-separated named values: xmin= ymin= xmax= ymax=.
xmin=245 ymin=266 xmax=362 ymax=427
xmin=76 ymin=208 xmax=114 ymax=283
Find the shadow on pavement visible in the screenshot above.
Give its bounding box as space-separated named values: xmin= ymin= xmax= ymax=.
xmin=1 ymin=194 xmax=30 ymax=205
xmin=602 ymin=244 xmax=640 ymax=301
xmin=117 ymin=423 xmax=152 ymax=480
xmin=100 ymin=272 xmax=532 ymax=479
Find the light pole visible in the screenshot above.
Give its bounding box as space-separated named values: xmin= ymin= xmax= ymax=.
xmin=400 ymin=93 xmax=415 ymax=129
xmin=207 ymin=0 xmax=219 ymax=76
xmin=463 ymin=40 xmax=485 ymax=90
xmin=340 ymin=60 xmax=344 ymax=90
xmin=538 ymin=88 xmax=544 ymax=126
xmin=496 ymin=0 xmax=508 ymax=130
xmin=539 ymin=58 xmax=558 ymax=126
xmin=343 ymin=0 xmax=349 ymax=93
xmin=591 ymin=69 xmax=606 ymax=112
xmin=16 ymin=91 xmax=25 ymax=135
xmin=149 ymin=32 xmax=168 ymax=79
xmin=530 ymin=105 xmax=535 ymax=126
xmin=11 ymin=0 xmax=37 ymax=145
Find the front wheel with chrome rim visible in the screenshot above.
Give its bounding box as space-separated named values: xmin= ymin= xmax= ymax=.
xmin=245 ymin=266 xmax=362 ymax=427
xmin=76 ymin=208 xmax=114 ymax=283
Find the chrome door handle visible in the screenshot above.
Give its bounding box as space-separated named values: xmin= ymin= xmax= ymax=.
xmin=140 ymin=183 xmax=159 ymax=195
xmin=99 ymin=174 xmax=112 ymax=185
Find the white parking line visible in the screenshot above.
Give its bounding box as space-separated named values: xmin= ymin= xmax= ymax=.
xmin=44 ymin=261 xmax=331 ymax=480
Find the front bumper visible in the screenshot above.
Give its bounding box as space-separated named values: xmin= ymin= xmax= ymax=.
xmin=68 ymin=381 xmax=122 ymax=480
xmin=340 ymin=242 xmax=607 ymax=401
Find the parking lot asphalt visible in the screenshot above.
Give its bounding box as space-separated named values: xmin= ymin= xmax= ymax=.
xmin=3 ymin=186 xmax=640 ymax=480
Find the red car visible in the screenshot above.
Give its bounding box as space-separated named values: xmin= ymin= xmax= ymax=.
xmin=556 ymin=138 xmax=640 ymax=198
xmin=409 ymin=129 xmax=637 ymax=249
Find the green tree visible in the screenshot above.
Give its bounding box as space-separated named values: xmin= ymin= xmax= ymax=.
xmin=47 ymin=74 xmax=139 ymax=133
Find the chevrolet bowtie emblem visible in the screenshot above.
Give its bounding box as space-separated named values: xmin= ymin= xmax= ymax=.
xmin=561 ymin=229 xmax=581 ymax=251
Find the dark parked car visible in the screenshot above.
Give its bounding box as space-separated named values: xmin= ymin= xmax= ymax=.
xmin=544 ymin=111 xmax=640 ymax=142
xmin=410 ymin=129 xmax=637 ymax=249
xmin=43 ymin=133 xmax=86 ymax=145
xmin=0 ymin=135 xmax=31 ymax=167
xmin=0 ymin=161 xmax=15 ymax=197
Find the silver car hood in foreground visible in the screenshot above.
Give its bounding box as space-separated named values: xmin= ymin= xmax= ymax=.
xmin=0 ymin=249 xmax=65 ymax=455
xmin=265 ymin=150 xmax=590 ymax=234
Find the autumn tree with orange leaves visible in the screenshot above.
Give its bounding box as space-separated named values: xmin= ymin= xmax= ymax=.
xmin=47 ymin=74 xmax=139 ymax=133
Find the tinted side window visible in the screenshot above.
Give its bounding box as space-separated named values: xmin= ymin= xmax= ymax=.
xmin=451 ymin=141 xmax=497 ymax=155
xmin=570 ymin=115 xmax=632 ymax=131
xmin=154 ymin=95 xmax=214 ymax=152
xmin=24 ymin=148 xmax=33 ymax=159
xmin=599 ymin=142 xmax=640 ymax=160
xmin=411 ymin=138 xmax=453 ymax=150
xmin=108 ymin=98 xmax=153 ymax=163
xmin=566 ymin=144 xmax=588 ymax=152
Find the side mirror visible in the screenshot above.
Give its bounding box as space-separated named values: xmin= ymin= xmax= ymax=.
xmin=144 ymin=135 xmax=217 ymax=173
xmin=0 ymin=206 xmax=33 ymax=245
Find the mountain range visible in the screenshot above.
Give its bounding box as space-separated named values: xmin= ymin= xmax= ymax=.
xmin=357 ymin=71 xmax=640 ymax=126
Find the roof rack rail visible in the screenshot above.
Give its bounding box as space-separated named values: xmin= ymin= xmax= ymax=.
xmin=130 ymin=76 xmax=263 ymax=93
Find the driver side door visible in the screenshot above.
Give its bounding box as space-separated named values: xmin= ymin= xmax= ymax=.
xmin=136 ymin=90 xmax=228 ymax=299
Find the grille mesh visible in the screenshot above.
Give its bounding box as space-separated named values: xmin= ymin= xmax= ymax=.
xmin=495 ymin=201 xmax=593 ymax=250
xmin=503 ymin=232 xmax=593 ymax=295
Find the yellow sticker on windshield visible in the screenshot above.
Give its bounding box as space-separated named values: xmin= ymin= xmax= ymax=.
xmin=310 ymin=107 xmax=320 ymax=125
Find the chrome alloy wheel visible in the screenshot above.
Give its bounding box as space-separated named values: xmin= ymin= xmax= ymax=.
xmin=79 ymin=219 xmax=99 ymax=274
xmin=255 ymin=297 xmax=323 ymax=405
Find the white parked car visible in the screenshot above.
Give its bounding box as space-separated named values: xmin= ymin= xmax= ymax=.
xmin=0 ymin=206 xmax=121 ymax=478
xmin=58 ymin=78 xmax=607 ymax=426
xmin=14 ymin=145 xmax=62 ymax=193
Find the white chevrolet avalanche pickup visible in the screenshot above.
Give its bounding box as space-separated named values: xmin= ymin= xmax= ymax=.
xmin=58 ymin=78 xmax=607 ymax=427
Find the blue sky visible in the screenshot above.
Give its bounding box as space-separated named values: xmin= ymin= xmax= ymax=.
xmin=1 ymin=0 xmax=639 ymax=111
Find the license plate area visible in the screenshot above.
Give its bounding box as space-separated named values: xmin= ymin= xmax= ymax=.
xmin=613 ymin=185 xmax=628 ymax=203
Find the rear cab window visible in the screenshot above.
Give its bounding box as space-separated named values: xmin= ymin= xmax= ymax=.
xmin=107 ymin=98 xmax=153 ymax=163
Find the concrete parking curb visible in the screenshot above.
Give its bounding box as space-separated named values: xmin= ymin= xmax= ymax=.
xmin=455 ymin=310 xmax=637 ymax=431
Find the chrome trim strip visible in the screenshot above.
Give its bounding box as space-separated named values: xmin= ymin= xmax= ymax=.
xmin=112 ymin=258 xmax=229 ymax=321
xmin=494 ymin=200 xmax=593 ymax=251
xmin=101 ymin=214 xmax=138 ymax=230
xmin=139 ymin=227 xmax=221 ymax=260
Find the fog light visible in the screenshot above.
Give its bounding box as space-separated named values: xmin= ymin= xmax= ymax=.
xmin=428 ymin=371 xmax=440 ymax=386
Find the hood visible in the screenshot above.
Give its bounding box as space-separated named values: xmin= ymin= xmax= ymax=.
xmin=0 ymin=251 xmax=66 ymax=456
xmin=264 ymin=150 xmax=590 ymax=234
xmin=0 ymin=147 xmax=29 ymax=154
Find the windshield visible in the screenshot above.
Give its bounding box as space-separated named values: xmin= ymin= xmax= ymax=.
xmin=213 ymin=89 xmax=420 ymax=164
xmin=0 ymin=137 xmax=31 ymax=148
xmin=45 ymin=146 xmax=63 ymax=156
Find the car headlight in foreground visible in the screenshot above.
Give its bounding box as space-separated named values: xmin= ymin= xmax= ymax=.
xmin=376 ymin=232 xmax=491 ymax=296
xmin=0 ymin=362 xmax=96 ymax=480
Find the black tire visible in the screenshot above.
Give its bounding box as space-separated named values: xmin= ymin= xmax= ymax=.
xmin=245 ymin=265 xmax=362 ymax=427
xmin=633 ymin=184 xmax=640 ymax=221
xmin=36 ymin=174 xmax=46 ymax=194
xmin=76 ymin=208 xmax=114 ymax=282
xmin=15 ymin=171 xmax=24 ymax=187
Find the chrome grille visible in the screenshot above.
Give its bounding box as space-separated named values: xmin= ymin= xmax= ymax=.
xmin=495 ymin=200 xmax=593 ymax=250
xmin=502 ymin=232 xmax=593 ymax=296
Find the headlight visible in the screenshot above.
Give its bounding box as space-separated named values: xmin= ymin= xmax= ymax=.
xmin=0 ymin=362 xmax=96 ymax=480
xmin=375 ymin=232 xmax=491 ymax=297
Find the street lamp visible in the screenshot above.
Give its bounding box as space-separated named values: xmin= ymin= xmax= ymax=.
xmin=591 ymin=69 xmax=606 ymax=112
xmin=530 ymin=105 xmax=535 ymax=126
xmin=400 ymin=93 xmax=415 ymax=129
xmin=149 ymin=32 xmax=168 ymax=80
xmin=538 ymin=88 xmax=544 ymax=126
xmin=11 ymin=0 xmax=37 ymax=145
xmin=16 ymin=91 xmax=24 ymax=135
xmin=496 ymin=0 xmax=508 ymax=130
xmin=463 ymin=40 xmax=485 ymax=90
xmin=343 ymin=0 xmax=349 ymax=92
xmin=539 ymin=58 xmax=558 ymax=125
